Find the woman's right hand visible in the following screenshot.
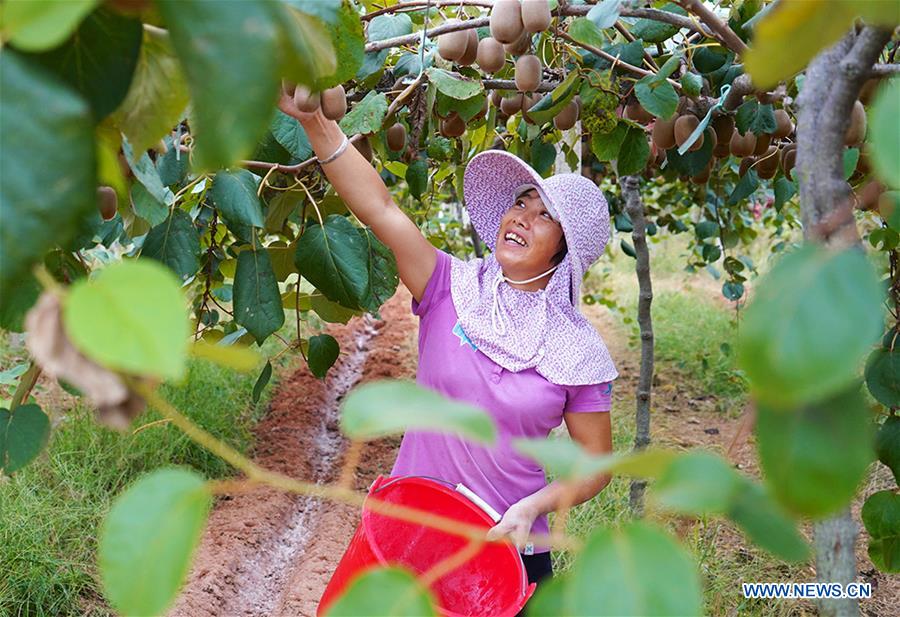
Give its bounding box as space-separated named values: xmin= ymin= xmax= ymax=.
xmin=277 ymin=83 xmax=322 ymax=125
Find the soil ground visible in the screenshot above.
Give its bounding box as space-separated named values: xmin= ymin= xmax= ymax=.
xmin=171 ymin=286 xmax=898 ymax=617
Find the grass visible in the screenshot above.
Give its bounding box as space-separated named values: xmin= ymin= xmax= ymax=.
xmin=0 ymin=343 xmax=288 ymax=617
xmin=545 ymin=231 xmax=815 ymax=616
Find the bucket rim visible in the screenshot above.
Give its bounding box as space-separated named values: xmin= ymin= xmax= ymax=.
xmin=361 ymin=475 xmax=533 ymax=617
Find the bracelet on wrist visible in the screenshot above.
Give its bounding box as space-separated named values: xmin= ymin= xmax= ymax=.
xmin=317 ymin=134 xmax=350 ymax=166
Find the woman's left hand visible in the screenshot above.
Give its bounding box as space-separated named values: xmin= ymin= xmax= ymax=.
xmin=486 ymin=499 xmax=539 ymax=552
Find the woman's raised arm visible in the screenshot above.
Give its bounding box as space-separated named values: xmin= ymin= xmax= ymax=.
xmin=278 ymin=89 xmax=436 ymax=303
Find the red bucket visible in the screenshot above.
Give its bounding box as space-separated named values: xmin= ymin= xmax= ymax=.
xmin=317 ymin=475 xmax=536 ymax=616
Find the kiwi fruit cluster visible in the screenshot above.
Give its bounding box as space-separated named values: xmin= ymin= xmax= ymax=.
xmin=286 ymin=83 xmax=347 ymax=121
xmin=438 ymin=24 xmax=478 ymax=66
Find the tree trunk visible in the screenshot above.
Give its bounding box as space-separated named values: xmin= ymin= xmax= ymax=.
xmin=794 ymin=26 xmax=891 ymax=617
xmin=620 ymin=176 xmax=654 ymax=518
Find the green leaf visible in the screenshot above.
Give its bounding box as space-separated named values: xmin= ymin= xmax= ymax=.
xmin=749 ymin=103 xmax=777 ymax=134
xmin=122 ymin=136 xmax=171 ymax=204
xmin=157 ymin=142 xmax=189 ymax=187
xmin=727 ymin=480 xmax=810 ymax=562
xmin=652 ymin=451 xmax=742 ymax=513
xmin=0 ymin=51 xmax=95 ymax=300
xmin=531 ymin=140 xmax=557 ymax=176
xmin=1 ymin=0 xmax=99 ymax=52
xmin=616 ymin=127 xmax=650 ymax=176
xmin=664 ymin=135 xmax=714 ymax=175
xmin=634 ymin=77 xmax=679 ymax=120
xmin=693 ymin=46 xmax=730 ymax=73
xmin=311 ymin=293 xmax=363 ymax=324
xmin=526 ymin=70 xmax=580 ymax=125
xmin=587 ymin=0 xmax=624 ymax=29
xmin=680 ymin=72 xmax=703 ymax=97
xmin=209 ymin=169 xmax=265 ymax=243
xmin=756 ymin=386 xmax=874 ymax=517
xmin=271 ymin=110 xmax=313 ymax=160
xmin=773 ymin=176 xmax=796 ymax=211
xmin=99 ymin=468 xmax=211 ymax=617
xmin=341 ymin=379 xmax=496 ymax=444
xmin=359 ymin=229 xmax=399 ymax=314
xmin=358 ymin=13 xmax=414 ymax=80
xmin=568 ymin=18 xmax=606 ymax=50
xmin=590 ymin=122 xmax=628 ymax=162
xmin=514 ymin=438 xmax=676 ymax=480
xmin=436 ymin=91 xmax=486 ymax=122
xmin=339 ymin=91 xmax=389 ymax=135
xmin=524 ymin=575 xmax=570 ymax=616
xmin=861 ymin=490 xmax=900 ymax=573
xmin=156 ymin=0 xmax=283 ymax=170
xmin=131 ymin=183 xmax=168 ymax=227
xmin=722 ymin=281 xmax=745 ymax=301
xmin=735 ymin=99 xmax=758 ymax=135
xmin=277 ymin=4 xmax=339 ymax=88
xmin=728 ymin=169 xmax=760 ymax=205
xmin=695 ymin=220 xmax=720 ymax=240
xmin=875 ymin=415 xmax=900 ymax=484
xmin=869 ymin=78 xmax=900 ymax=188
xmin=620 ymin=239 xmax=637 ymax=258
xmin=310 ymin=0 xmax=364 ymax=91
xmin=324 ymin=567 xmax=438 ymax=617
xmin=189 ymin=340 xmax=261 ymax=373
xmin=308 ymin=334 xmax=340 ymax=379
xmin=631 ymin=3 xmax=687 ymax=43
xmin=30 ymin=8 xmax=142 ymax=120
xmin=295 ymin=215 xmax=370 ymax=309
xmin=406 ymin=158 xmax=429 ymax=201
xmin=0 ymin=273 xmax=41 ymax=333
xmin=0 ymin=404 xmax=50 ymax=474
xmin=737 ymin=244 xmax=884 ymax=408
xmin=64 ymin=260 xmax=190 ymax=380
xmin=568 ymin=522 xmax=702 ymax=616
xmin=265 ymin=189 xmax=303 ymax=233
xmin=233 ymin=249 xmax=285 ymax=345
xmin=426 ymin=68 xmax=483 ymax=100
xmin=141 ymin=209 xmax=201 ymax=282
xmin=866 ymin=349 xmax=900 ymax=409
xmin=252 ymin=360 xmax=273 ymax=404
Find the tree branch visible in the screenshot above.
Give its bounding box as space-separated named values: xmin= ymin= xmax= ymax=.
xmin=871 ymin=63 xmax=900 ymax=77
xmin=557 ymin=31 xmax=683 ymax=89
xmin=560 ymin=5 xmax=712 ymax=39
xmin=677 ymin=0 xmax=748 ymax=55
xmin=362 ymin=0 xmax=493 ymax=21
xmin=365 ymin=16 xmax=489 ymax=53
xmin=482 ymin=78 xmax=559 ymax=92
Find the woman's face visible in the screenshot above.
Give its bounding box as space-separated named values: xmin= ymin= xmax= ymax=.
xmin=494 ymin=189 xmax=565 ymax=278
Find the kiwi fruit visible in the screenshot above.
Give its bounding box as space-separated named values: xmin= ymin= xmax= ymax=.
xmin=515 ymin=54 xmax=542 ymax=93
xmin=490 ymin=0 xmax=524 ymax=44
xmin=756 ymin=146 xmax=780 ymax=179
xmin=844 ymin=100 xmax=866 ymax=146
xmin=781 ymin=145 xmax=797 ymax=180
xmin=859 ymin=78 xmax=880 ymax=105
xmin=674 ymin=114 xmax=699 ymax=148
xmin=739 ymin=156 xmax=757 ymax=177
xmin=623 ymin=101 xmax=653 ymax=124
xmin=441 ymin=113 xmax=467 ymax=138
xmin=477 ymin=37 xmax=506 ymax=74
xmin=438 ymin=24 xmax=468 ymax=61
xmin=458 ymin=29 xmax=479 ymax=66
xmin=752 ymin=133 xmax=771 ymax=156
xmin=490 ymin=89 xmax=504 ymax=108
xmin=321 ymin=85 xmax=347 ymax=121
xmin=353 ymin=136 xmax=373 ymax=162
xmin=97 ymin=186 xmax=118 ymax=221
xmin=713 ymin=141 xmax=731 ymax=158
xmin=730 ymin=131 xmax=756 ymax=157
xmin=554 ymin=99 xmax=579 ymax=130
xmin=521 ymin=0 xmax=551 ymax=33
xmin=500 ymin=93 xmax=523 ymax=115
xmin=772 ymin=109 xmax=793 ymax=138
xmin=504 ymin=30 xmax=531 ymax=56
xmin=691 ymin=163 xmax=712 ymax=184
xmin=651 ymin=117 xmax=677 ymax=150
xmin=293 ymin=86 xmax=320 ymax=113
xmin=712 ymin=115 xmax=735 ymax=145
xmin=386 ymin=123 xmax=406 ymax=152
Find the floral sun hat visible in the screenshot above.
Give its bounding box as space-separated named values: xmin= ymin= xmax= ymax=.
xmin=448 ymin=150 xmax=618 ymax=386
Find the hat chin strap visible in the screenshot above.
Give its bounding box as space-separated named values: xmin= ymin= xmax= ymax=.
xmin=491 ymin=264 xmax=559 ymax=336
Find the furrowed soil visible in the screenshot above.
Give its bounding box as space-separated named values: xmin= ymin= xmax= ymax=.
xmin=170 ymin=286 xmax=898 ymax=617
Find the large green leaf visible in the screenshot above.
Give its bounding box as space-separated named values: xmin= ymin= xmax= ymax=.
xmin=630 ymin=3 xmax=687 ymax=43
xmin=311 ymin=0 xmax=364 ymax=91
xmin=756 ymin=386 xmax=874 ymax=517
xmin=122 ymin=136 xmax=171 ymax=204
xmin=295 ymin=215 xmax=370 ymax=309
xmin=358 ymin=13 xmax=413 ymax=81
xmin=63 ymin=260 xmax=190 ymax=380
xmin=406 ymin=158 xmax=428 ymax=201
xmin=587 ymin=0 xmax=624 ymax=29
xmin=0 ymin=272 xmax=42 ymax=333
xmin=308 ymin=334 xmax=340 ymax=379
xmin=728 ymin=169 xmax=760 ymax=205
xmin=726 ymin=481 xmax=810 ymax=562
xmin=209 ymin=169 xmax=266 ymax=243
xmin=869 ymin=78 xmax=899 ymax=188
xmin=156 ymin=0 xmax=283 ymax=170
xmin=568 ymin=17 xmax=606 ymax=50
xmin=339 ymin=91 xmax=389 ymax=136
xmin=590 ymin=122 xmax=628 ymax=162
xmin=277 ymin=2 xmax=339 ymax=88
xmin=359 ymin=228 xmax=399 ymax=315
xmin=634 ymin=77 xmax=678 ymax=120
xmin=652 ymin=451 xmax=742 ymax=513
xmin=875 ymin=415 xmax=900 ymax=484
xmin=526 ymin=70 xmax=581 ymax=125
xmin=426 ymin=68 xmax=483 ymax=100
xmin=233 ymin=249 xmax=285 ymax=345
xmin=737 ymin=244 xmax=884 ymax=408
xmin=341 ymin=379 xmax=496 ymax=444
xmin=514 ymin=438 xmax=676 ymax=480
xmin=861 ymin=490 xmax=900 ymax=573
xmin=1 ymin=0 xmax=99 ymax=52
xmin=311 ymin=293 xmax=363 ymax=324
xmin=111 ymin=25 xmax=190 ymax=154
xmin=99 ymin=468 xmax=211 ymax=617
xmin=616 ymin=127 xmax=650 ymax=176
xmin=141 ymin=209 xmax=201 ymax=282
xmin=30 ymin=7 xmax=142 ymax=120
xmin=866 ymin=348 xmax=900 ymax=408
xmin=0 ymin=51 xmax=95 ymax=299
xmin=0 ymin=404 xmax=50 ymax=474
xmin=131 ymin=183 xmax=169 ymax=227
xmin=567 ymin=522 xmax=703 ymax=616
xmin=324 ymin=567 xmax=438 ymax=617
xmin=271 ymin=110 xmax=313 ymax=160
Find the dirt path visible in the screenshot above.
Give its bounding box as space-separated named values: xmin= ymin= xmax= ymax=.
xmin=169 ymin=289 xmax=418 ymax=617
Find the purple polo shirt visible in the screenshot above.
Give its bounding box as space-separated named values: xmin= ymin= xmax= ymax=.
xmin=390 ymin=248 xmax=612 ymax=552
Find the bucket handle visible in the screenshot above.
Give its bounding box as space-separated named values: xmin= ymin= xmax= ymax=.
xmin=369 ymin=475 xmax=502 ymax=523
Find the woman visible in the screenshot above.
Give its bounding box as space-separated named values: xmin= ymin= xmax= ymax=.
xmin=279 ymin=90 xmax=618 ymax=594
